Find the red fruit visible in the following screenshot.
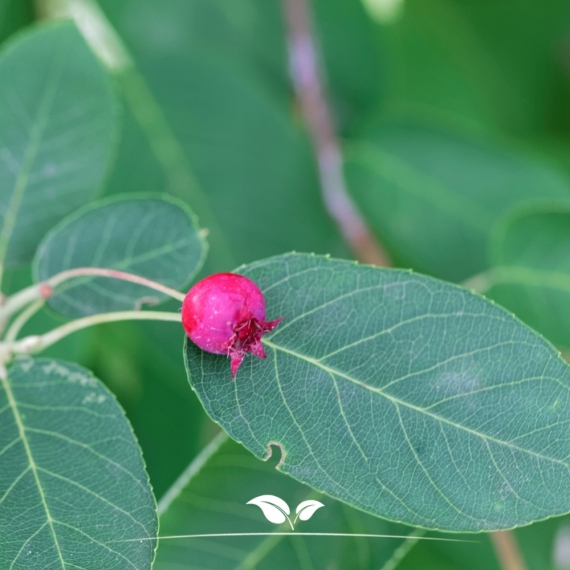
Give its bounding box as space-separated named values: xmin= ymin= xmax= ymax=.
xmin=182 ymin=273 xmax=284 ymax=379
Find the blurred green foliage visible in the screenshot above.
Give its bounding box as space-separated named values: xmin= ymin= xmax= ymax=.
xmin=4 ymin=0 xmax=570 ymax=567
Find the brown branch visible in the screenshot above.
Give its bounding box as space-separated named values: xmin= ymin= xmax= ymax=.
xmin=490 ymin=531 xmax=528 ymax=570
xmin=280 ymin=0 xmax=391 ymax=267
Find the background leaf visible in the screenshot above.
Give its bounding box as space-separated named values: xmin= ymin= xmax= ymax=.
xmin=398 ymin=513 xmax=570 ymax=570
xmin=113 ymin=51 xmax=346 ymax=270
xmin=485 ymin=206 xmax=570 ymax=350
xmin=0 ymin=21 xmax=118 ymax=275
xmin=385 ymin=0 xmax=570 ymax=137
xmin=97 ymin=0 xmax=386 ymax=135
xmin=0 ymin=357 xmax=157 ymax=569
xmin=186 ymin=253 xmax=570 ymax=532
xmin=155 ymin=434 xmax=417 ymax=570
xmin=311 ymin=0 xmax=386 ymax=132
xmin=344 ymin=120 xmax=570 ymax=281
xmin=385 ymin=0 xmax=524 ymax=130
xmin=0 ymin=0 xmax=33 ymax=45
xmin=34 ymin=194 xmax=206 ymax=318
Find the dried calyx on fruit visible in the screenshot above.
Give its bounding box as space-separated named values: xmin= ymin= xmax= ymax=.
xmin=182 ymin=273 xmax=283 ymax=379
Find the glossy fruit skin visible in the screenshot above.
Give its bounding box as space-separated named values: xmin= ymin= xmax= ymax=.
xmin=182 ymin=273 xmax=283 ymax=379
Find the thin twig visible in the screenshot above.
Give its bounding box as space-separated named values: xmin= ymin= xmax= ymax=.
xmin=10 ymin=310 xmax=182 ymax=355
xmin=280 ymin=0 xmax=391 ymax=267
xmin=490 ymin=530 xmax=528 ymax=570
xmin=5 ymin=300 xmax=45 ymax=343
xmin=47 ymin=267 xmax=186 ymax=301
xmin=0 ymin=266 xmax=186 ymax=330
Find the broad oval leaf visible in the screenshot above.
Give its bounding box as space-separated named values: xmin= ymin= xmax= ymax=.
xmin=185 ymin=253 xmax=570 ymax=532
xmin=0 ymin=357 xmax=157 ymax=569
xmin=486 ymin=207 xmax=570 ymax=350
xmin=155 ymin=435 xmax=417 ymax=570
xmin=295 ymin=499 xmax=325 ymax=521
xmin=0 ymin=21 xmax=117 ymax=271
xmin=34 ymin=194 xmax=206 ymax=317
xmin=344 ymin=121 xmax=570 ymax=282
xmin=247 ymin=494 xmax=290 ymax=524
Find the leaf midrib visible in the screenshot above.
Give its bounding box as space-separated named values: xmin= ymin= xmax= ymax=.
xmin=0 ymin=371 xmax=65 ymax=569
xmin=263 ymin=339 xmax=570 ymax=471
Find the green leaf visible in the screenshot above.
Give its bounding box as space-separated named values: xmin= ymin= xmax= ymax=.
xmin=155 ymin=433 xmax=417 ymax=570
xmin=91 ymin=0 xmax=347 ymax=271
xmin=398 ymin=513 xmax=570 ymax=570
xmin=386 ymin=0 xmax=523 ymax=130
xmin=311 ymin=0 xmax=386 ymax=132
xmin=344 ymin=120 xmax=570 ymax=281
xmin=185 ymin=253 xmax=570 ymax=532
xmin=484 ymin=206 xmax=570 ymax=350
xmin=34 ymin=194 xmax=206 ymax=318
xmin=444 ymin=0 xmax=570 ymax=134
xmin=113 ymin=51 xmax=345 ymax=271
xmin=0 ymin=21 xmax=118 ymax=276
xmin=97 ymin=0 xmax=385 ymax=133
xmin=396 ymin=530 xmax=499 ymax=570
xmin=0 ymin=357 xmax=157 ymax=569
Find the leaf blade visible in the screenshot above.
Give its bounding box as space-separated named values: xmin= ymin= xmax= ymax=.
xmin=0 ymin=21 xmax=118 ymax=275
xmin=34 ymin=194 xmax=206 ymax=317
xmin=483 ymin=206 xmax=570 ymax=350
xmin=0 ymin=357 xmax=157 ymax=569
xmin=185 ymin=253 xmax=570 ymax=532
xmin=345 ymin=121 xmax=570 ymax=281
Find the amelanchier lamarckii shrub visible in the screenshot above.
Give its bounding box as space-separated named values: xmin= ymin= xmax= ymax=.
xmin=4 ymin=7 xmax=570 ymax=570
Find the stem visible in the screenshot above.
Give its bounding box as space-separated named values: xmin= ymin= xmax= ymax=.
xmin=48 ymin=267 xmax=186 ymax=301
xmin=5 ymin=300 xmax=45 ymax=343
xmin=11 ymin=311 xmax=182 ymax=355
xmin=280 ymin=0 xmax=391 ymax=267
xmin=490 ymin=530 xmax=528 ymax=570
xmin=0 ymin=266 xmax=186 ymax=328
xmin=0 ymin=286 xmax=45 ymax=331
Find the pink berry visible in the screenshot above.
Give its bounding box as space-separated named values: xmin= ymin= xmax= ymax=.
xmin=182 ymin=273 xmax=284 ymax=379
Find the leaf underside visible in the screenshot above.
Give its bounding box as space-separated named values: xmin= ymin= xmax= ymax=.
xmin=0 ymin=357 xmax=157 ymax=569
xmin=34 ymin=195 xmax=206 ymax=317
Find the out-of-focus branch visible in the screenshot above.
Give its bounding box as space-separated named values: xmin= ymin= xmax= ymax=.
xmin=280 ymin=0 xmax=391 ymax=267
xmin=490 ymin=531 xmax=528 ymax=570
